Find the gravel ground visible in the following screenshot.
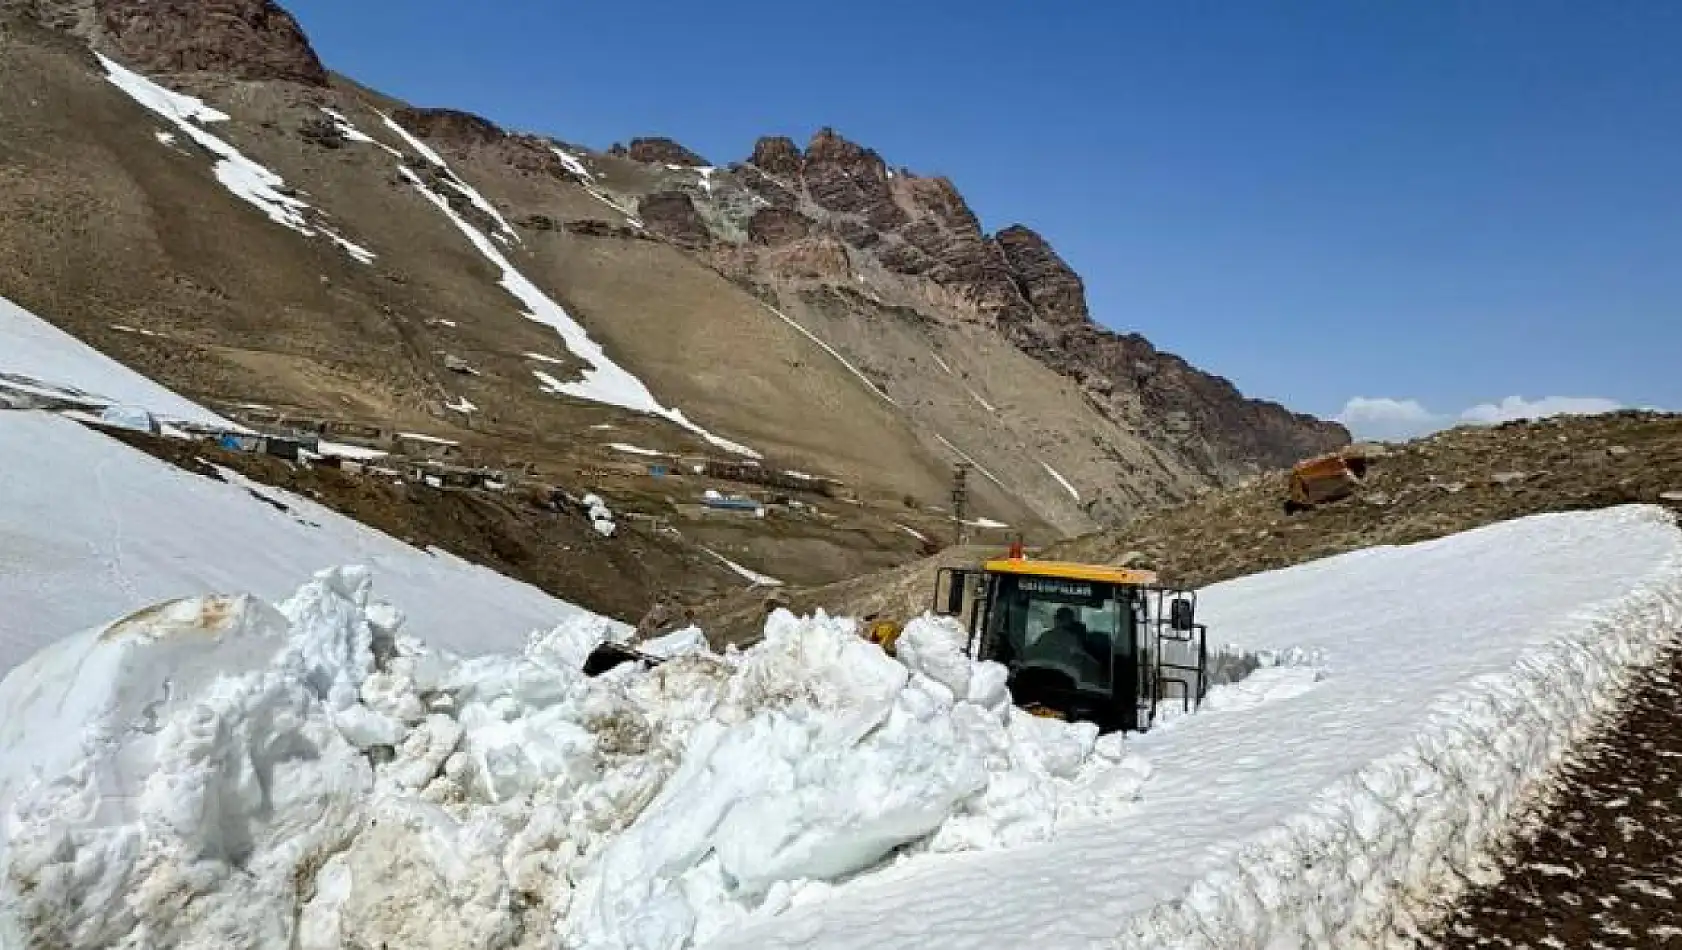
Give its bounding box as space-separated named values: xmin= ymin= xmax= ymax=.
xmin=1417 ymin=641 xmax=1682 ymax=949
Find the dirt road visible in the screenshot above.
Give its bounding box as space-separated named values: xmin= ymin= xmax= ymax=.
xmin=1417 ymin=643 xmax=1682 ymax=949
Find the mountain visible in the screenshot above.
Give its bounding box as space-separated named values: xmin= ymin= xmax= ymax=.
xmin=0 ymin=0 xmax=1346 ymax=585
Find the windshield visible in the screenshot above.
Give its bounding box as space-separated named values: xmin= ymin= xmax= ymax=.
xmin=982 ymin=575 xmax=1127 ymax=695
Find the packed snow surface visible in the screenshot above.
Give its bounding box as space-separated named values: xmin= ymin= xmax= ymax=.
xmin=97 ymin=55 xmax=373 ymax=264
xmin=0 ymin=412 xmax=617 ymax=675
xmin=710 ymin=505 xmax=1682 ymax=950
xmin=0 ymin=294 xmax=238 ymax=429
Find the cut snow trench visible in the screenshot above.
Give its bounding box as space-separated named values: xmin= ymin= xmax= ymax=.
xmin=387 ymin=146 xmax=758 ymax=458
xmin=97 ymin=55 xmax=374 ymax=265
xmin=3 ymin=505 xmax=1681 ymax=950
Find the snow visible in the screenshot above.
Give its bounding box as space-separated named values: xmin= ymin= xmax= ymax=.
xmin=445 ymin=396 xmax=479 ymax=414
xmin=0 ymin=412 xmax=618 ymax=677
xmin=967 ymin=389 xmax=997 ymax=414
xmin=608 ymin=443 xmax=667 ymax=457
xmin=525 ymin=351 xmax=570 ymax=365
xmin=929 ymin=351 xmax=955 ymax=375
xmin=552 ymin=146 xmax=595 ymax=181
xmin=1040 ymin=460 xmax=1080 ymax=502
xmin=376 ymin=111 xmax=520 ymax=244
xmin=4 ymin=507 xmax=1681 ymax=948
xmin=934 ymin=434 xmax=1006 ymax=491
xmin=390 ymin=161 xmax=758 ymax=459
xmin=896 ymin=524 xmax=930 ymax=542
xmin=761 ymin=304 xmax=897 ymax=405
xmin=319 ymin=107 xmax=401 ymax=155
xmin=153 ymin=130 xmax=175 ymax=146
xmin=0 ymin=293 xmax=240 ymax=429
xmin=0 ymin=576 xmax=1143 ymax=950
xmin=584 ymin=493 xmax=617 ymax=538
xmin=710 ymin=505 xmax=1682 ymax=950
xmin=397 ymin=431 xmax=460 ymax=447
xmin=97 ymin=55 xmax=373 ymax=265
xmin=705 ymin=549 xmax=785 ymax=587
xmin=318 ymin=440 xmax=389 ymax=461
xmin=962 ymin=517 xmax=1009 ymax=530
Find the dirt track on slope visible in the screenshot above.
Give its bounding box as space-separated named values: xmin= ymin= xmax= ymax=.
xmin=1415 ymin=642 xmax=1682 ymax=949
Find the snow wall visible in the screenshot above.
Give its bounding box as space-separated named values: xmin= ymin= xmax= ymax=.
xmin=1112 ymin=539 xmax=1682 ymax=948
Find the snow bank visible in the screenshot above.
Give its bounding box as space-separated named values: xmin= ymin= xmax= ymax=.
xmin=0 ymin=577 xmax=1143 ymax=950
xmin=0 ymin=412 xmax=615 ymax=674
xmin=0 ymin=294 xmax=238 ymax=429
xmin=97 ymin=55 xmax=372 ymax=265
xmin=711 ymin=505 xmax=1682 ymax=950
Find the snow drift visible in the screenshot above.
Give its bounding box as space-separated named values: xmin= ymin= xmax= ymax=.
xmin=0 ymin=573 xmax=1142 ymax=950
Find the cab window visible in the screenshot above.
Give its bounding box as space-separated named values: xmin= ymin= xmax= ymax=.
xmin=984 ymin=575 xmax=1127 ymax=694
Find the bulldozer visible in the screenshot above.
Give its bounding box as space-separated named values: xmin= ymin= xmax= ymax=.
xmin=586 ymin=546 xmax=1210 ymax=736
xmin=1283 ymin=448 xmax=1371 ymax=514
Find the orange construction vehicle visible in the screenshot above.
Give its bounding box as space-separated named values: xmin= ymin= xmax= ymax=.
xmin=1284 ymin=449 xmax=1371 ymax=514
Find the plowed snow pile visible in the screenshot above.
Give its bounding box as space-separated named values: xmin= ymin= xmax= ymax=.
xmin=0 ymin=571 xmax=1144 ymax=949
xmin=2 ymin=505 xmax=1679 ymax=950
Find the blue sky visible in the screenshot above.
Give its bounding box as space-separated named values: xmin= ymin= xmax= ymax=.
xmin=285 ymin=0 xmax=1680 ymax=438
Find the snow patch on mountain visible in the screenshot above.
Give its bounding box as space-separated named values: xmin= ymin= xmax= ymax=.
xmin=1040 ymin=461 xmax=1080 ymax=502
xmin=389 ymin=159 xmax=758 ymax=458
xmin=96 ymin=55 xmax=374 ymax=265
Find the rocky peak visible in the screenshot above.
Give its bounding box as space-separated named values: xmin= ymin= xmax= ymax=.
xmin=993 ymin=225 xmax=1089 ymax=326
xmin=390 ymin=107 xmax=504 ymax=149
xmin=800 ymin=127 xmax=905 ymax=230
xmin=75 ymin=0 xmax=328 ymax=85
xmin=637 ymin=191 xmax=712 ymax=247
xmin=621 ymin=137 xmax=710 ymax=167
xmin=748 ymin=136 xmax=803 ymax=177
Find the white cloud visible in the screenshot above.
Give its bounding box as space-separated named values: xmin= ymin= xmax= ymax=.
xmin=1337 ymin=394 xmax=1625 ymax=443
xmin=1335 ymin=397 xmax=1445 ymax=442
xmin=1458 ymin=395 xmax=1623 ymax=425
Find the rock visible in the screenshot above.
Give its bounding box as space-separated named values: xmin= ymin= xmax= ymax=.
xmin=518 ymin=214 xmax=559 ymax=232
xmin=1362 ymin=492 xmax=1392 ymax=506
xmin=624 ymin=137 xmax=710 ymax=167
xmin=1608 ymin=445 xmax=1631 ymax=457
xmin=748 ymin=135 xmax=803 ymax=177
xmin=297 ymin=116 xmax=345 ymax=149
xmin=746 ymin=207 xmax=813 ymax=245
xmin=801 ymin=128 xmax=906 ymax=229
xmin=563 ymin=219 xmax=647 ymax=241
xmin=389 ymin=107 xmax=504 ymax=149
xmin=1491 ymin=471 xmax=1529 ymax=485
xmin=1661 ymin=491 xmax=1682 ymax=503
xmin=637 ymin=191 xmax=712 ymax=246
xmin=993 ymin=225 xmax=1089 ymax=326
xmin=83 ymin=0 xmax=330 ymax=86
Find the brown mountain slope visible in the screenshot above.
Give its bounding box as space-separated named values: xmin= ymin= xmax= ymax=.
xmin=0 ymin=1 xmax=1345 ymax=590
xmin=695 ymin=411 xmax=1682 ymax=644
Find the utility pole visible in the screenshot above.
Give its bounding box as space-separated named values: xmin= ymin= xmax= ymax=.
xmin=951 ymin=462 xmax=971 ymax=546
